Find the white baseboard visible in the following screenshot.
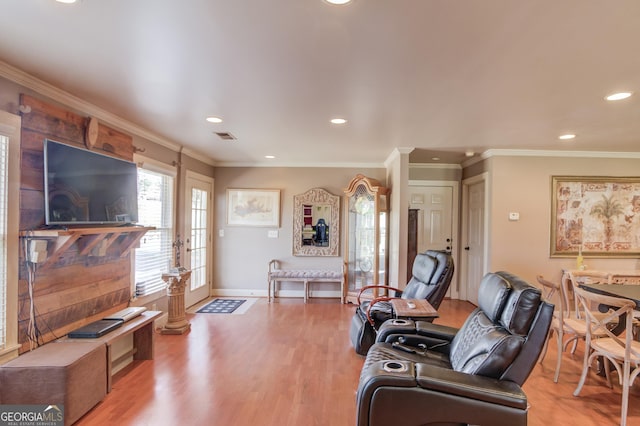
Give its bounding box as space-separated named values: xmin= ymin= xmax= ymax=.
xmin=211 ymin=289 xmax=269 ymax=298
xmin=210 ymin=289 xmax=342 ymax=299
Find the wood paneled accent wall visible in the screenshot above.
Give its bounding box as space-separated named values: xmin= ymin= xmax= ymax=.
xmin=18 ymin=94 xmax=135 ymax=352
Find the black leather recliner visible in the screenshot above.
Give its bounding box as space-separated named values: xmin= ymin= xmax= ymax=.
xmin=356 ymin=271 xmax=554 ymax=426
xmin=349 ymin=250 xmax=454 ymax=355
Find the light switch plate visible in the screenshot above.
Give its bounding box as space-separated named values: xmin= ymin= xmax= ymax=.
xmin=509 ymin=212 xmax=520 ymax=221
xmin=268 ymin=230 xmax=279 ymax=238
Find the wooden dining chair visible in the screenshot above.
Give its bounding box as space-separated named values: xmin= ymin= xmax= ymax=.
xmin=537 ymin=275 xmax=593 ymax=383
xmin=573 ymin=287 xmax=640 ymax=426
xmin=537 ymin=276 xmax=562 ymax=382
xmin=564 ymin=270 xmax=612 ymax=351
xmin=566 ymin=270 xmax=611 ymax=312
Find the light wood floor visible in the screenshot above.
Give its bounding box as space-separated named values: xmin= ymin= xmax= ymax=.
xmin=76 ymin=298 xmax=639 ymax=426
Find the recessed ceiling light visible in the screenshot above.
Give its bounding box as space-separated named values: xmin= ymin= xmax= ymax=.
xmin=206 ymin=116 xmax=223 ymax=123
xmin=431 ymin=157 xmax=440 ymax=161
xmin=465 ymin=151 xmax=475 ymax=157
xmin=265 ymin=155 xmax=275 ymax=159
xmin=325 ymin=0 xmax=352 ymax=4
xmin=330 ymin=118 xmax=347 ymax=124
xmin=558 ymin=134 xmax=576 ymax=140
xmin=606 ymin=92 xmax=632 ymax=101
xmin=56 ymin=0 xmax=77 ymax=3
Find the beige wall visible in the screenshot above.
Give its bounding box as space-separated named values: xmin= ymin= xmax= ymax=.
xmin=410 ymin=165 xmax=462 ymax=181
xmin=212 ymin=166 xmax=386 ymax=295
xmin=462 ymin=158 xmax=488 ymax=180
xmin=487 ymin=155 xmax=640 ymax=286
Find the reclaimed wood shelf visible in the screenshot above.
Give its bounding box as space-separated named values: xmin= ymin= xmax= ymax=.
xmin=19 ymin=226 xmax=154 ymax=269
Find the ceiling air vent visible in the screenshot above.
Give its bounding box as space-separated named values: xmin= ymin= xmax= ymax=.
xmin=215 ymin=132 xmax=236 ymax=141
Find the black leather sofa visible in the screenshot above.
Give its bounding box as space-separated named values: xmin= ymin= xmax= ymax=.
xmin=356 ymin=271 xmax=553 ymax=426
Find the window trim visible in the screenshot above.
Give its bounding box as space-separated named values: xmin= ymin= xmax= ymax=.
xmin=131 ymin=154 xmax=177 ymax=301
xmin=0 ymin=111 xmax=21 ymax=363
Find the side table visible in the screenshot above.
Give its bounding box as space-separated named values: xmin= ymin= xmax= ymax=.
xmin=390 ymin=298 xmax=438 ymax=320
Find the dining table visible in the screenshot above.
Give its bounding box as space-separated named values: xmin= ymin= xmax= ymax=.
xmin=562 ymin=269 xmax=640 ymax=287
xmin=578 ymin=283 xmax=640 ymax=309
xmin=562 ymin=268 xmax=640 ymax=315
xmin=578 ymin=282 xmax=640 ymax=335
xmin=578 ymin=282 xmax=640 ymax=376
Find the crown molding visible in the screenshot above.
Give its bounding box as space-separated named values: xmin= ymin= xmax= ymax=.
xmin=461 ymin=148 xmax=640 ymax=168
xmin=0 ymin=60 xmax=217 ymax=165
xmin=384 ymin=147 xmax=414 ymax=168
xmin=481 ymin=148 xmax=640 ymax=160
xmin=461 ymin=154 xmax=484 ymax=168
xmin=181 ymin=147 xmax=216 ymax=166
xmin=409 ymin=163 xmax=462 ymax=170
xmin=215 ymin=161 xmax=386 ymax=168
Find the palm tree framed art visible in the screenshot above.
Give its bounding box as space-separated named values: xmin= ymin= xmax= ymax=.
xmin=551 ymin=176 xmax=640 ymax=257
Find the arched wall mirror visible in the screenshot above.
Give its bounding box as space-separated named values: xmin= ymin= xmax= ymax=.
xmin=293 ymin=188 xmax=340 ymax=256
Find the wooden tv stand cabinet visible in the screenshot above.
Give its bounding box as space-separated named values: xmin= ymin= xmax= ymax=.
xmin=58 ymin=310 xmax=162 ymax=392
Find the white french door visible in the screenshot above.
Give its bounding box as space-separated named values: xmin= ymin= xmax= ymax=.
xmin=184 ymin=172 xmax=213 ymax=308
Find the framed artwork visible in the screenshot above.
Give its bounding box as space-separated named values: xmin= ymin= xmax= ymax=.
xmin=226 ymin=189 xmax=280 ymax=227
xmin=551 ymin=176 xmax=640 ymax=257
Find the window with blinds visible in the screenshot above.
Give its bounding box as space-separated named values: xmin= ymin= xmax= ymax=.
xmin=0 ymin=135 xmax=8 ymax=349
xmin=135 ymin=168 xmax=174 ymax=297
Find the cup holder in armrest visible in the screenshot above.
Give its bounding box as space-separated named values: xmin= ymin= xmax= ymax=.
xmin=382 ymin=361 xmax=409 ymax=373
xmin=389 ymin=319 xmax=411 ymax=326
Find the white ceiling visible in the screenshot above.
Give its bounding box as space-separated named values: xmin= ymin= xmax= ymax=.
xmin=1 ymin=0 xmax=640 ymax=166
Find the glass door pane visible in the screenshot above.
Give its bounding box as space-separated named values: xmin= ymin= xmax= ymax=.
xmin=190 ymin=188 xmax=206 ymax=292
xmin=185 ymin=174 xmax=213 ymax=308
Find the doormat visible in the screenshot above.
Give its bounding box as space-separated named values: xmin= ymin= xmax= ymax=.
xmin=196 ymin=298 xmax=246 ymax=314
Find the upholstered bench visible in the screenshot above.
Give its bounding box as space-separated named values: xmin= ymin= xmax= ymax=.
xmin=0 ymin=341 xmax=107 ymax=426
xmin=268 ymin=259 xmax=345 ymax=303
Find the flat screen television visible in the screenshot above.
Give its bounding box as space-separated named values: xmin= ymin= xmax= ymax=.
xmin=44 ymin=139 xmax=139 ymax=225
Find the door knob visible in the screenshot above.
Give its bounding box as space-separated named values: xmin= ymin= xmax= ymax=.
xmin=464 ymin=246 xmax=470 ymax=251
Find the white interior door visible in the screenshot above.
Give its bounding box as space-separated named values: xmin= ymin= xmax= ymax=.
xmin=184 ymin=172 xmax=213 ymax=308
xmin=408 ymin=182 xmax=458 ymax=298
xmin=409 ymin=186 xmax=453 ymax=252
xmin=463 ymin=178 xmax=486 ymax=305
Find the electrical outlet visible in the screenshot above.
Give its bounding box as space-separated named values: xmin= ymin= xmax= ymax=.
xmin=28 ymin=239 xmax=48 ymax=263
